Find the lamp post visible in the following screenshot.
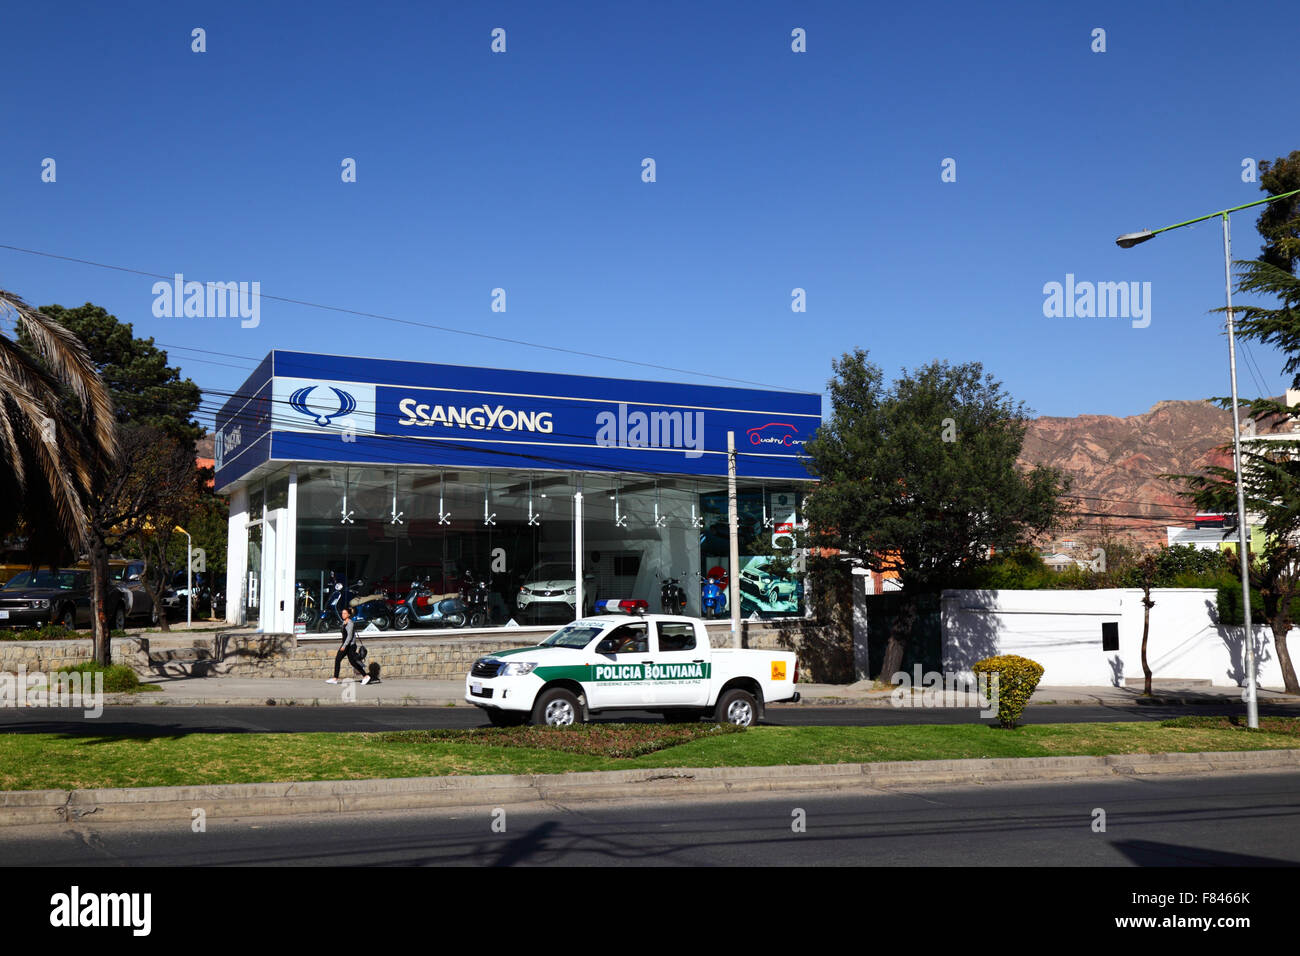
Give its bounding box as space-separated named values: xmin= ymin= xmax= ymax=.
xmin=175 ymin=525 xmax=192 ymax=629
xmin=1116 ymin=186 xmax=1300 ymax=729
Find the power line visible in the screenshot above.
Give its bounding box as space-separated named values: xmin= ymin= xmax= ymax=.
xmin=0 ymin=243 xmax=806 ymax=392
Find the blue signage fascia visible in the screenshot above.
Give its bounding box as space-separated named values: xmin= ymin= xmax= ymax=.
xmin=267 ymin=432 xmax=814 ymax=482
xmin=270 ymin=350 xmax=820 ymax=417
xmin=213 ymin=354 xmax=273 ymax=491
xmin=215 ymin=350 xmax=822 ymax=490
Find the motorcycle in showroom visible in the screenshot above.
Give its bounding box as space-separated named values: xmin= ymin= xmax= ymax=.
xmin=315 ymin=575 xmax=393 ymax=632
xmin=460 ymin=572 xmax=493 ymax=628
xmin=659 ymin=572 xmax=687 ymax=615
xmin=393 ymin=579 xmax=469 ymax=630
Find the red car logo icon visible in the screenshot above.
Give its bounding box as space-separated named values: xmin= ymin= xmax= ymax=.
xmin=746 ymin=422 xmax=801 ymax=447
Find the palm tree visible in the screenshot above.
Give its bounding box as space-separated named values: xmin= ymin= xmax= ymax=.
xmin=0 ymin=290 xmax=117 ymax=653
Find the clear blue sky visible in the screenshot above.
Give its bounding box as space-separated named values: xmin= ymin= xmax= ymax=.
xmin=4 ymin=0 xmax=1298 ymax=430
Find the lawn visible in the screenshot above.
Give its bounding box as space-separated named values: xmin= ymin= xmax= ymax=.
xmin=0 ymin=717 xmax=1295 ymax=791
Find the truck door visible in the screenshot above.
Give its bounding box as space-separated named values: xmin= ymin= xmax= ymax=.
xmin=649 ymin=621 xmax=711 ymax=706
xmin=586 ymin=620 xmax=654 ymax=709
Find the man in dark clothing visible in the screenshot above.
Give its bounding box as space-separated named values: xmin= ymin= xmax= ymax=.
xmin=327 ymin=608 xmax=370 ymax=683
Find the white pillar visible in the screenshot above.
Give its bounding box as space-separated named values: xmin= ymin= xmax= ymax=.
xmin=226 ymin=485 xmax=249 ymax=626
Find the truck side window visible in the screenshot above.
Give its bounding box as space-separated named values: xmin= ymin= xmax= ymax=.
xmin=601 ymin=623 xmax=648 ymax=654
xmin=657 ymin=623 xmax=696 ymax=652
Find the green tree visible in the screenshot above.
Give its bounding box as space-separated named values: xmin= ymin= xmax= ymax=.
xmin=29 ymin=303 xmax=202 ymax=442
xmin=802 ymin=351 xmax=1070 ymax=679
xmin=17 ymin=303 xmax=208 ymax=660
xmin=1170 ymin=446 xmax=1300 ymax=694
xmin=0 ymin=289 xmax=117 ymax=578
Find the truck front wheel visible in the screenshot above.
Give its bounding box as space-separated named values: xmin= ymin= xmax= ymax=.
xmin=714 ymin=689 xmax=758 ymax=727
xmin=532 ymin=688 xmax=583 ymax=727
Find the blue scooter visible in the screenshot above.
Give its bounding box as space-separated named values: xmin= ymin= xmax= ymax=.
xmin=700 ymin=570 xmax=728 ymax=619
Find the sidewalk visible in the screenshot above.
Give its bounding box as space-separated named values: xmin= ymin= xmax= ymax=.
xmin=108 ymin=674 xmax=1300 ymax=707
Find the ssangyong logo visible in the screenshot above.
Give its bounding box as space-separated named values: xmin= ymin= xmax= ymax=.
xmin=746 ymin=422 xmax=803 ymax=448
xmin=290 ymin=386 xmax=357 ymax=426
xmin=397 ymin=398 xmax=553 ymax=433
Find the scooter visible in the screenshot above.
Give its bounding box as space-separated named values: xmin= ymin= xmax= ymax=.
xmin=393 ymin=580 xmax=469 ymax=630
xmin=700 ymin=568 xmax=728 ymax=619
xmin=315 ymin=576 xmax=393 ymax=632
xmin=659 ymin=573 xmax=687 ymax=615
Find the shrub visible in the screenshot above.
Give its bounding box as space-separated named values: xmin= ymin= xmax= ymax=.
xmin=972 ymin=654 xmax=1044 ymax=728
xmin=56 ymin=661 xmax=141 ymax=693
xmin=0 ymin=624 xmax=80 ymax=641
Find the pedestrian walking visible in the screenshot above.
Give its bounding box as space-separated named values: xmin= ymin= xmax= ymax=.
xmin=326 ymin=607 xmax=370 ymax=684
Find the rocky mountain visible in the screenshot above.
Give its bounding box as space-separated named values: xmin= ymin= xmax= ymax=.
xmin=1018 ymin=400 xmax=1255 ymax=549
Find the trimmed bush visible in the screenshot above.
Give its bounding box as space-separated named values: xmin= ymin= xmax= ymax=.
xmin=972 ymin=654 xmax=1044 ymax=728
xmin=56 ymin=661 xmax=140 ymax=693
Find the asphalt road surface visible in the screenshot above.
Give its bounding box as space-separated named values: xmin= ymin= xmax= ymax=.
xmin=1 ymin=771 xmax=1296 ymax=866
xmin=0 ymin=702 xmax=1295 ymax=735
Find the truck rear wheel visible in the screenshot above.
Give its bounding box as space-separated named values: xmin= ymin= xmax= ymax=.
xmin=532 ymin=688 xmax=582 ymax=727
xmin=714 ymin=689 xmax=758 ymax=727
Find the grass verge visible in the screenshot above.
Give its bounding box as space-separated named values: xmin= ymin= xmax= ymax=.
xmin=0 ymin=719 xmax=1297 ymax=791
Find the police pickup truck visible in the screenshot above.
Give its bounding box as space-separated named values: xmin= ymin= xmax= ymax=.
xmin=466 ymin=600 xmax=800 ymax=727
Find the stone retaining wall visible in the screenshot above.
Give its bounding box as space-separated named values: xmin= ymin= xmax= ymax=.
xmin=1 ymin=618 xmax=852 ymax=682
xmin=0 ymin=639 xmax=141 ymax=675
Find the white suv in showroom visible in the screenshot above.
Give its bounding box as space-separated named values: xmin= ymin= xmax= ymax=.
xmin=516 ymin=562 xmax=592 ymax=624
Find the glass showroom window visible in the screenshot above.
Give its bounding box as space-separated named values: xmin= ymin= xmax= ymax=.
xmin=699 ymin=483 xmax=805 ymax=620
xmin=576 ymin=474 xmax=700 ymax=615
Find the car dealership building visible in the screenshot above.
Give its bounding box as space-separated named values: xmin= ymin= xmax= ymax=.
xmin=215 ymin=351 xmax=821 ymax=634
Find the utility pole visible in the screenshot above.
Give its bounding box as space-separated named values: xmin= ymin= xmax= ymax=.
xmin=574 ymin=490 xmax=584 ymax=620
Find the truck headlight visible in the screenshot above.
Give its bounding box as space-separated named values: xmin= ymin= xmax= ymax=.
xmin=499 ymin=662 xmax=537 ymax=676
xmin=31 ymin=599 xmax=49 ymax=609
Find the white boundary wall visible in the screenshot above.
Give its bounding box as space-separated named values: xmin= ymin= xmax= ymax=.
xmin=941 ymin=588 xmax=1289 ymax=689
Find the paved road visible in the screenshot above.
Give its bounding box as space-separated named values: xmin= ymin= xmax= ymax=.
xmin=2 ymin=771 xmax=1296 ymax=866
xmin=0 ymin=702 xmax=1294 ymax=734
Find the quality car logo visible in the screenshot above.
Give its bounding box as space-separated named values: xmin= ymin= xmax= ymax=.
xmin=746 ymin=422 xmax=803 ymax=448
xmin=290 ymin=385 xmax=357 ymax=426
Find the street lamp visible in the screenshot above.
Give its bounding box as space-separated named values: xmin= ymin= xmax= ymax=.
xmin=1116 ymin=186 xmax=1300 ymax=729
xmin=175 ymin=525 xmax=192 ymax=629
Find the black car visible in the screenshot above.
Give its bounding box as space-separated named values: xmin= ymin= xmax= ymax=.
xmin=0 ymin=569 xmax=94 ymax=629
xmin=106 ymin=561 xmax=177 ymax=629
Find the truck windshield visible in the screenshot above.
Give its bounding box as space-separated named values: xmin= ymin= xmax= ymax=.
xmin=540 ymin=623 xmax=605 ymax=649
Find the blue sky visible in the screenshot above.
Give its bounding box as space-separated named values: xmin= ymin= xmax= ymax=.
xmin=4 ymin=0 xmax=1298 ymax=429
